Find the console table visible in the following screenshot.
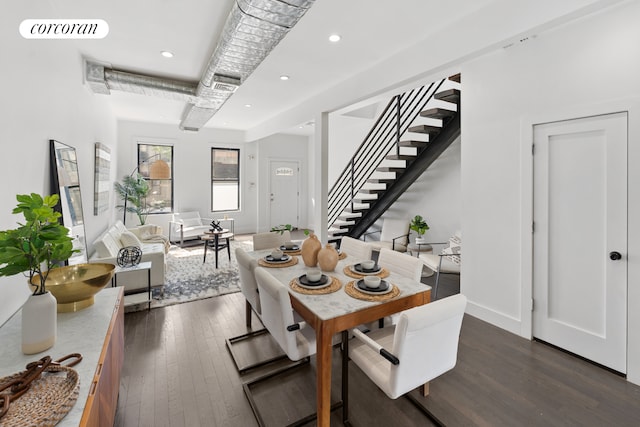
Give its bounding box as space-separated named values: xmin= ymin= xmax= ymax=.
xmin=0 ymin=287 xmax=124 ymax=426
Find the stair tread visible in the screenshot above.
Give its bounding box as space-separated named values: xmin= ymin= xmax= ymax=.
xmin=386 ymin=154 xmax=416 ymax=161
xmin=449 ymin=73 xmax=461 ymax=83
xmin=366 ymin=178 xmax=395 ymax=184
xmin=408 ymin=124 xmax=441 ymax=134
xmin=376 ymin=167 xmax=405 ymax=173
xmin=419 ymin=108 xmax=456 ymax=119
xmin=359 ymin=188 xmax=386 ymax=194
xmin=434 ymin=88 xmax=460 ymax=103
xmin=398 ymin=140 xmax=429 ymax=148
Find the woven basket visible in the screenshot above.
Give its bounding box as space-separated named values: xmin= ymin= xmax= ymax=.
xmin=0 ymin=365 xmax=79 ymax=427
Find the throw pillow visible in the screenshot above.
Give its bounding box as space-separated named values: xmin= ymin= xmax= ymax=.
xmin=120 ymin=231 xmax=142 ymax=248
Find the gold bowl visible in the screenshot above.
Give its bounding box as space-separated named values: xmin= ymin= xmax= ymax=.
xmin=31 ymin=263 xmax=116 ymax=313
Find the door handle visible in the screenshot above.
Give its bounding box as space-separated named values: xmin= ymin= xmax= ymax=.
xmin=609 ymin=251 xmax=622 ymax=261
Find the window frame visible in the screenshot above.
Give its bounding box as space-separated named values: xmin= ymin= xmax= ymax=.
xmin=210 ymin=147 xmax=240 ymax=213
xmin=137 ymin=143 xmax=174 ymax=215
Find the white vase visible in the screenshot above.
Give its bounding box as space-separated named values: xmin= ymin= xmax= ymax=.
xmin=22 ymin=291 xmax=57 ymax=354
xmin=415 ymin=237 xmax=427 ymax=245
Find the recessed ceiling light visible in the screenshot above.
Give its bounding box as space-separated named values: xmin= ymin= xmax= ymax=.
xmin=245 ymin=104 xmax=252 ymax=108
xmin=280 ymin=75 xmax=290 ymax=81
xmin=161 ymin=50 xmax=174 ymax=58
xmin=328 ymin=34 xmax=341 ymax=43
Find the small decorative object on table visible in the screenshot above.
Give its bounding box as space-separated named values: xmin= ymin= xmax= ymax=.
xmin=117 ymin=246 xmax=142 ymax=267
xmin=210 ymin=219 xmax=223 ymax=232
xmin=301 ymin=232 xmax=322 ymax=267
xmin=317 ymin=244 xmax=339 ymax=271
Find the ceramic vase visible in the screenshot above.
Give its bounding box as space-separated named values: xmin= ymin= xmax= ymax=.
xmin=301 ymin=233 xmax=322 ymax=267
xmin=317 ymin=244 xmax=339 ymax=271
xmin=22 ymin=291 xmax=57 ymax=354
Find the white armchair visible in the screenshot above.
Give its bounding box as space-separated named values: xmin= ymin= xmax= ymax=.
xmin=419 ymin=231 xmax=461 ymax=299
xmin=168 ymin=212 xmax=212 ymax=245
xmin=363 ymin=218 xmax=411 ymax=252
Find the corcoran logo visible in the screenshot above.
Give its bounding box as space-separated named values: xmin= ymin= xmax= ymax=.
xmin=19 ymin=19 xmax=109 ymax=39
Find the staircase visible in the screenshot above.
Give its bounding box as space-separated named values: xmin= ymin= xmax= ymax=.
xmin=327 ymin=74 xmax=461 ymax=242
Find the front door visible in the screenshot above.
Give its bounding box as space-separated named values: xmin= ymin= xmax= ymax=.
xmin=269 ymin=160 xmax=300 ymax=229
xmin=532 ymin=112 xmax=627 ymax=373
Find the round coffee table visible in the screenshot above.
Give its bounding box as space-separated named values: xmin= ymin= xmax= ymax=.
xmin=201 ymin=229 xmax=233 ymax=268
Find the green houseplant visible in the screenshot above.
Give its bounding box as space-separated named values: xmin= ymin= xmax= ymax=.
xmin=0 ymin=193 xmax=76 ymax=354
xmin=410 ymin=215 xmax=430 ymax=243
xmin=114 ymin=173 xmax=150 ymax=225
xmin=270 ymin=224 xmax=310 ymax=236
xmin=0 ymin=193 xmax=75 ymax=294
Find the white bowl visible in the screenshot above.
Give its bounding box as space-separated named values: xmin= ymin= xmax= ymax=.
xmin=363 ymin=276 xmax=381 ymax=288
xmin=271 ymin=249 xmax=284 ymax=260
xmin=306 ymin=270 xmax=322 ymax=282
xmin=284 ymin=241 xmax=296 ymax=249
xmin=361 ymin=260 xmax=376 ymax=270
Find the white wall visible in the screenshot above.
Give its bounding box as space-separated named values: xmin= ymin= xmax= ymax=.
xmin=382 ymin=138 xmax=461 ymax=243
xmin=461 ymin=1 xmax=640 ymax=383
xmin=0 ymin=3 xmax=118 ymax=325
xmin=256 ymin=134 xmax=310 ymax=232
xmin=116 ymin=121 xmax=257 ymax=236
xmin=117 ymin=121 xmax=309 ymax=237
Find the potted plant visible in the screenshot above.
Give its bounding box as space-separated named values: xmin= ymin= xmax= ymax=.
xmin=114 ymin=173 xmax=150 ymax=225
xmin=0 ymin=193 xmax=76 ymax=353
xmin=270 ymin=224 xmax=310 ymax=236
xmin=410 ymin=215 xmax=430 ymax=244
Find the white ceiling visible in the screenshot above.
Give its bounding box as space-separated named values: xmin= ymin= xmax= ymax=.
xmin=49 ymin=0 xmax=620 ymax=138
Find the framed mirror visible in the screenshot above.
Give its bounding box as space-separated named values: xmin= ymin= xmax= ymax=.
xmin=50 ymin=140 xmax=88 ymax=265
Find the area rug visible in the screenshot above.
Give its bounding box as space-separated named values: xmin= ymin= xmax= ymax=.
xmin=125 ymin=239 xmax=253 ymax=312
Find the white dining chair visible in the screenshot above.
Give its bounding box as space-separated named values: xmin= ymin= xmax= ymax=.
xmin=252 ymin=230 xmax=291 ymax=250
xmin=244 ymin=267 xmax=340 ymax=426
xmin=226 ymin=248 xmax=288 ymax=374
xmin=339 ymin=236 xmax=373 ymax=263
xmin=377 ymin=247 xmax=423 ymax=282
xmin=369 ymin=248 xmax=425 ymax=329
xmin=344 ymin=294 xmax=467 ymax=424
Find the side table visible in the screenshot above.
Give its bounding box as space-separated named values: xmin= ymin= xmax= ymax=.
xmin=112 ymin=261 xmax=153 ymax=310
xmin=407 ymin=243 xmax=434 ymax=278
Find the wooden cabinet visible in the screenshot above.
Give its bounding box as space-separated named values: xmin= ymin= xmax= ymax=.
xmin=80 ymin=288 xmax=124 ymax=426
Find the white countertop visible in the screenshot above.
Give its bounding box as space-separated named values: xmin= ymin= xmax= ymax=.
xmin=0 ymin=287 xmax=122 ymax=426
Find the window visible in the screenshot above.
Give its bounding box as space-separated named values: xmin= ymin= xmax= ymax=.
xmin=211 ymin=148 xmax=239 ymax=212
xmin=137 ymin=144 xmax=173 ymax=214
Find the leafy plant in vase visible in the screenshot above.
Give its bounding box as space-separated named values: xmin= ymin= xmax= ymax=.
xmin=114 ymin=173 xmax=150 ymax=225
xmin=410 ymin=215 xmax=430 ymax=245
xmin=0 ymin=193 xmax=76 ymax=354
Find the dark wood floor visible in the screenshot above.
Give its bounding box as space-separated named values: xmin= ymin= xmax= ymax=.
xmin=115 ymin=273 xmax=640 ymax=426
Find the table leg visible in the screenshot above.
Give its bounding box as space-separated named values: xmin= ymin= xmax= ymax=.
xmin=203 ymin=239 xmax=208 ymax=263
xmin=147 ymin=268 xmax=151 ymax=311
xmin=215 ymin=235 xmax=219 ymax=268
xmin=316 ymin=323 xmax=334 ymax=427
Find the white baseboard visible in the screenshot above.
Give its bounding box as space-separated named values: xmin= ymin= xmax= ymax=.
xmin=465 ymin=300 xmax=524 ymax=338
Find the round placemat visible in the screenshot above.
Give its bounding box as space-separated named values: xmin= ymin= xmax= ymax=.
xmin=258 ymin=256 xmax=299 ymax=268
xmin=343 ymin=265 xmax=390 ymax=279
xmin=289 ymin=276 xmax=342 ymax=294
xmin=0 ymin=365 xmax=79 ymax=427
xmin=345 ymin=280 xmax=400 ymax=301
xmin=283 ymin=249 xmax=302 ymax=256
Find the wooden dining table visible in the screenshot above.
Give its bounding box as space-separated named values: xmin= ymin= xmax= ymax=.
xmin=249 ymin=247 xmax=431 ymax=426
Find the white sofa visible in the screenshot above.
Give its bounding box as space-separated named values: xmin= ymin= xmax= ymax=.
xmin=169 ymin=212 xmax=212 ymax=245
xmin=90 ymin=220 xmax=167 ymax=293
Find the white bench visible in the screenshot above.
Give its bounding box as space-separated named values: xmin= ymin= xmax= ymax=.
xmin=169 ymin=212 xmax=212 ymax=245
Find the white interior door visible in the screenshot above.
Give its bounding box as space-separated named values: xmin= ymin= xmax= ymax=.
xmin=269 ymin=160 xmax=300 ymax=228
xmin=533 ymin=112 xmax=627 ymax=373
